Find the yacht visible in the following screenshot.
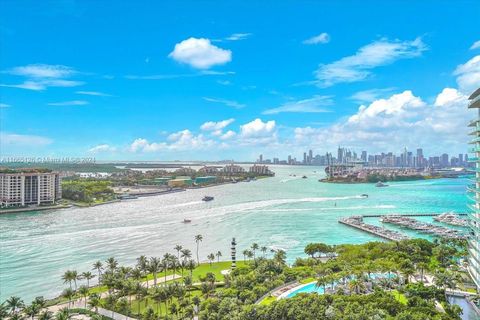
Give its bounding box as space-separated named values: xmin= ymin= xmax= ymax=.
xmin=375 ymin=181 xmax=388 ymax=187
xmin=202 ymin=196 xmax=214 ymax=202
xmin=183 ymin=219 xmax=192 ymax=223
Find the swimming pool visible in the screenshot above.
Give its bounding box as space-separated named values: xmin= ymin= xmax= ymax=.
xmin=283 ymin=273 xmax=397 ymax=299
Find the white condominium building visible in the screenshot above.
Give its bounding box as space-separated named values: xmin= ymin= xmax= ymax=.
xmin=467 ymin=87 xmax=480 ymax=290
xmin=0 ymin=171 xmax=62 ymax=207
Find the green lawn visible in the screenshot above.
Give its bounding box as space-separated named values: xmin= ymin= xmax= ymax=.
xmin=392 ymin=290 xmax=407 ymax=305
xmin=189 ymin=261 xmax=246 ymax=282
xmin=258 ymin=295 xmax=277 ymax=306
xmin=126 ymin=290 xmax=203 ymax=317
xmin=299 ymin=277 xmax=315 ymax=284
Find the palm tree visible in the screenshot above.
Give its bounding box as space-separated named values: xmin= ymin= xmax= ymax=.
xmin=316 ymin=276 xmax=328 ymax=294
xmin=135 ymin=283 xmax=147 ymax=315
xmin=38 ymin=311 xmax=53 ymax=320
xmin=181 ymin=249 xmax=192 ymax=261
xmin=55 ymin=308 xmax=70 ymax=320
xmin=149 ymin=257 xmax=161 ymax=287
xmin=81 ymin=271 xmax=95 ymax=288
xmin=78 ymin=286 xmax=89 ymax=308
xmin=251 ymin=243 xmax=259 ymax=260
xmin=0 ymin=302 xmax=9 ymax=319
xmin=261 ymin=246 xmax=268 ymax=258
xmin=246 ymin=250 xmax=254 ymax=261
xmin=61 ymin=271 xmax=74 ymax=291
xmin=106 ymin=257 xmax=118 ymax=272
xmin=194 ymin=234 xmax=203 ymax=265
xmin=92 ymin=261 xmax=103 ymax=282
xmin=207 ymin=253 xmax=215 ymax=266
xmin=416 ymin=261 xmax=429 ymax=284
xmin=104 ymin=295 xmax=117 ymax=319
xmin=6 ymin=296 xmax=24 ymax=314
xmin=274 ymin=249 xmax=286 ymax=265
xmin=215 ymin=251 xmax=222 ymax=263
xmin=24 ymin=304 xmax=40 ymax=320
xmin=183 ymin=275 xmax=193 ymax=300
xmin=348 ymin=279 xmax=366 ymax=294
xmin=187 ymin=259 xmax=196 ymax=277
xmin=116 ymin=298 xmax=129 ymax=320
xmin=70 ymin=270 xmax=79 ymax=291
xmin=88 ymin=293 xmax=101 ymax=313
xmin=62 ymin=288 xmax=75 ymax=309
xmin=136 ymin=255 xmax=149 ymax=275
xmin=174 ymin=245 xmax=183 ymax=261
xmin=162 ymin=254 xmax=172 ymax=283
xmin=242 ymin=249 xmax=248 ymax=262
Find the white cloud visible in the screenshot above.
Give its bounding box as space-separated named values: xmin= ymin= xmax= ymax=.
xmin=88 ymin=144 xmax=116 ymax=153
xmin=203 ymin=97 xmax=245 ymax=109
xmin=0 ymin=132 xmax=53 ymax=146
xmin=220 ymin=130 xmax=236 ymax=140
xmin=350 ymin=88 xmax=395 ymax=103
xmin=225 ymin=33 xmax=251 ymax=41
xmin=200 ymin=118 xmax=235 ymax=131
xmin=47 ymin=100 xmax=89 ymax=106
xmin=129 ymin=130 xmax=216 ymax=153
xmin=263 ymin=95 xmax=332 ymax=114
xmin=7 ymin=64 xmax=75 ymax=78
xmin=240 ymin=118 xmax=276 ymax=137
xmin=1 ymin=63 xmax=83 ymax=91
xmin=169 ymin=37 xmax=232 ymax=69
xmin=454 ymin=55 xmax=480 ymax=94
xmin=303 ymin=33 xmax=330 ymax=45
xmin=471 ymin=40 xmax=480 ymax=50
xmin=293 ymin=89 xmax=469 ymax=153
xmin=315 ymin=37 xmax=427 ymax=87
xmin=0 ymin=103 xmax=10 ymax=108
xmin=76 ymin=91 xmax=111 ymax=97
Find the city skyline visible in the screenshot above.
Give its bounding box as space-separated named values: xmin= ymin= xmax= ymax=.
xmin=1 ymin=1 xmax=480 ymax=161
xmin=257 ymin=146 xmax=469 ymax=168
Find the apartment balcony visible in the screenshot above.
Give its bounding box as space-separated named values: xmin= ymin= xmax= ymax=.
xmin=468 ymin=157 xmax=480 ymax=162
xmin=469 ymin=148 xmax=480 ymax=153
xmin=469 ymin=137 xmax=480 ymax=144
xmin=469 ymin=90 xmax=480 ymax=108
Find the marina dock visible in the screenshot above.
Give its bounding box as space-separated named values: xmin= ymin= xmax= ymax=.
xmin=339 ymin=216 xmax=410 ymax=241
xmin=362 ymin=213 xmax=467 ymax=218
xmin=380 ymin=215 xmax=467 ymax=239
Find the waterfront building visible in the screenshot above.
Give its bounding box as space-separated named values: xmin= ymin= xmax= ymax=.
xmin=198 ymin=166 xmax=219 ymax=174
xmin=249 ymin=164 xmax=274 ymax=176
xmin=222 ymin=164 xmax=245 ymax=175
xmin=194 ymin=176 xmax=217 ymax=185
xmin=167 ymin=177 xmax=193 ymax=187
xmin=0 ymin=170 xmax=61 ymax=207
xmin=467 ymin=87 xmax=480 ymax=290
xmin=173 ymin=167 xmax=196 ymax=176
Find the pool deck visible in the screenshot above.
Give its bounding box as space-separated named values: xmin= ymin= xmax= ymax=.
xmin=277 ymin=281 xmax=316 ymax=299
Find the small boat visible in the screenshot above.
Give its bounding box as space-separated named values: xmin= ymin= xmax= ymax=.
xmin=361 ymin=194 xmax=368 ymax=198
xmin=302 ymin=175 xmax=307 ymax=179
xmin=183 ymin=219 xmax=192 ymax=223
xmin=375 ymin=181 xmax=388 ymax=187
xmin=202 ymin=196 xmax=214 ymax=202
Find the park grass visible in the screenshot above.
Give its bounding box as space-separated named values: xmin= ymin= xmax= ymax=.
xmin=392 ymin=290 xmax=408 ymax=305
xmin=299 ymin=277 xmax=316 ymax=284
xmin=127 ymin=290 xmax=203 ymax=317
xmin=258 ymin=295 xmax=277 ymax=306
xmin=190 ymin=260 xmax=246 ymax=282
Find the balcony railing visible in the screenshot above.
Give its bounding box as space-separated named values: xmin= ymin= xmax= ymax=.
xmin=469 ymin=94 xmax=480 ymax=108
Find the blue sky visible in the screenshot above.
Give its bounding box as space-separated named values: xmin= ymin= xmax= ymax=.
xmin=1 ymin=0 xmax=480 ymax=161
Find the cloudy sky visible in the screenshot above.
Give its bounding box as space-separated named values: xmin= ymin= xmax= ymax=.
xmin=1 ymin=0 xmax=480 ymax=161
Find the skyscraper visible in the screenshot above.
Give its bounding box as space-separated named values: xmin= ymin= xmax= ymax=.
xmin=467 ymin=87 xmax=480 ymax=290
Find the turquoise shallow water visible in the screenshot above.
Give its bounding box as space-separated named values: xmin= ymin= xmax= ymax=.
xmin=0 ymin=165 xmax=469 ymax=302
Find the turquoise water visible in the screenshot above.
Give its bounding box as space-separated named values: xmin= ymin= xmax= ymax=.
xmin=286 ymin=273 xmax=396 ymax=298
xmin=0 ymin=166 xmax=469 ymax=302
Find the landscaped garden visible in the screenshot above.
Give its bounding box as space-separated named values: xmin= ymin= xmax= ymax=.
xmin=1 ymin=237 xmax=475 ymax=319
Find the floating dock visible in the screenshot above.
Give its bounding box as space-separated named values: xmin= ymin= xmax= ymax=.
xmin=362 ymin=213 xmax=467 ymax=218
xmin=339 ymin=216 xmax=410 ymax=241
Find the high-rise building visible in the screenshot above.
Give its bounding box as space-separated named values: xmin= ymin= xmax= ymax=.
xmin=308 ymin=149 xmax=313 ymax=164
xmin=0 ymin=170 xmax=62 ymax=207
xmin=361 ymin=151 xmax=367 ymax=162
xmin=467 ymin=87 xmax=480 ymax=290
xmin=337 ymin=147 xmax=344 ymax=164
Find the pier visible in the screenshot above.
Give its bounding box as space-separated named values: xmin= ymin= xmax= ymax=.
xmin=362 ymin=213 xmax=467 ymax=218
xmin=339 ymin=216 xmax=410 ymax=241
xmin=380 ymin=215 xmax=467 ymax=239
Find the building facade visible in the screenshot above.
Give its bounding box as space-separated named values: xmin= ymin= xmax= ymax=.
xmin=468 ymin=87 xmax=480 ymax=290
xmin=0 ymin=171 xmax=62 ymax=207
